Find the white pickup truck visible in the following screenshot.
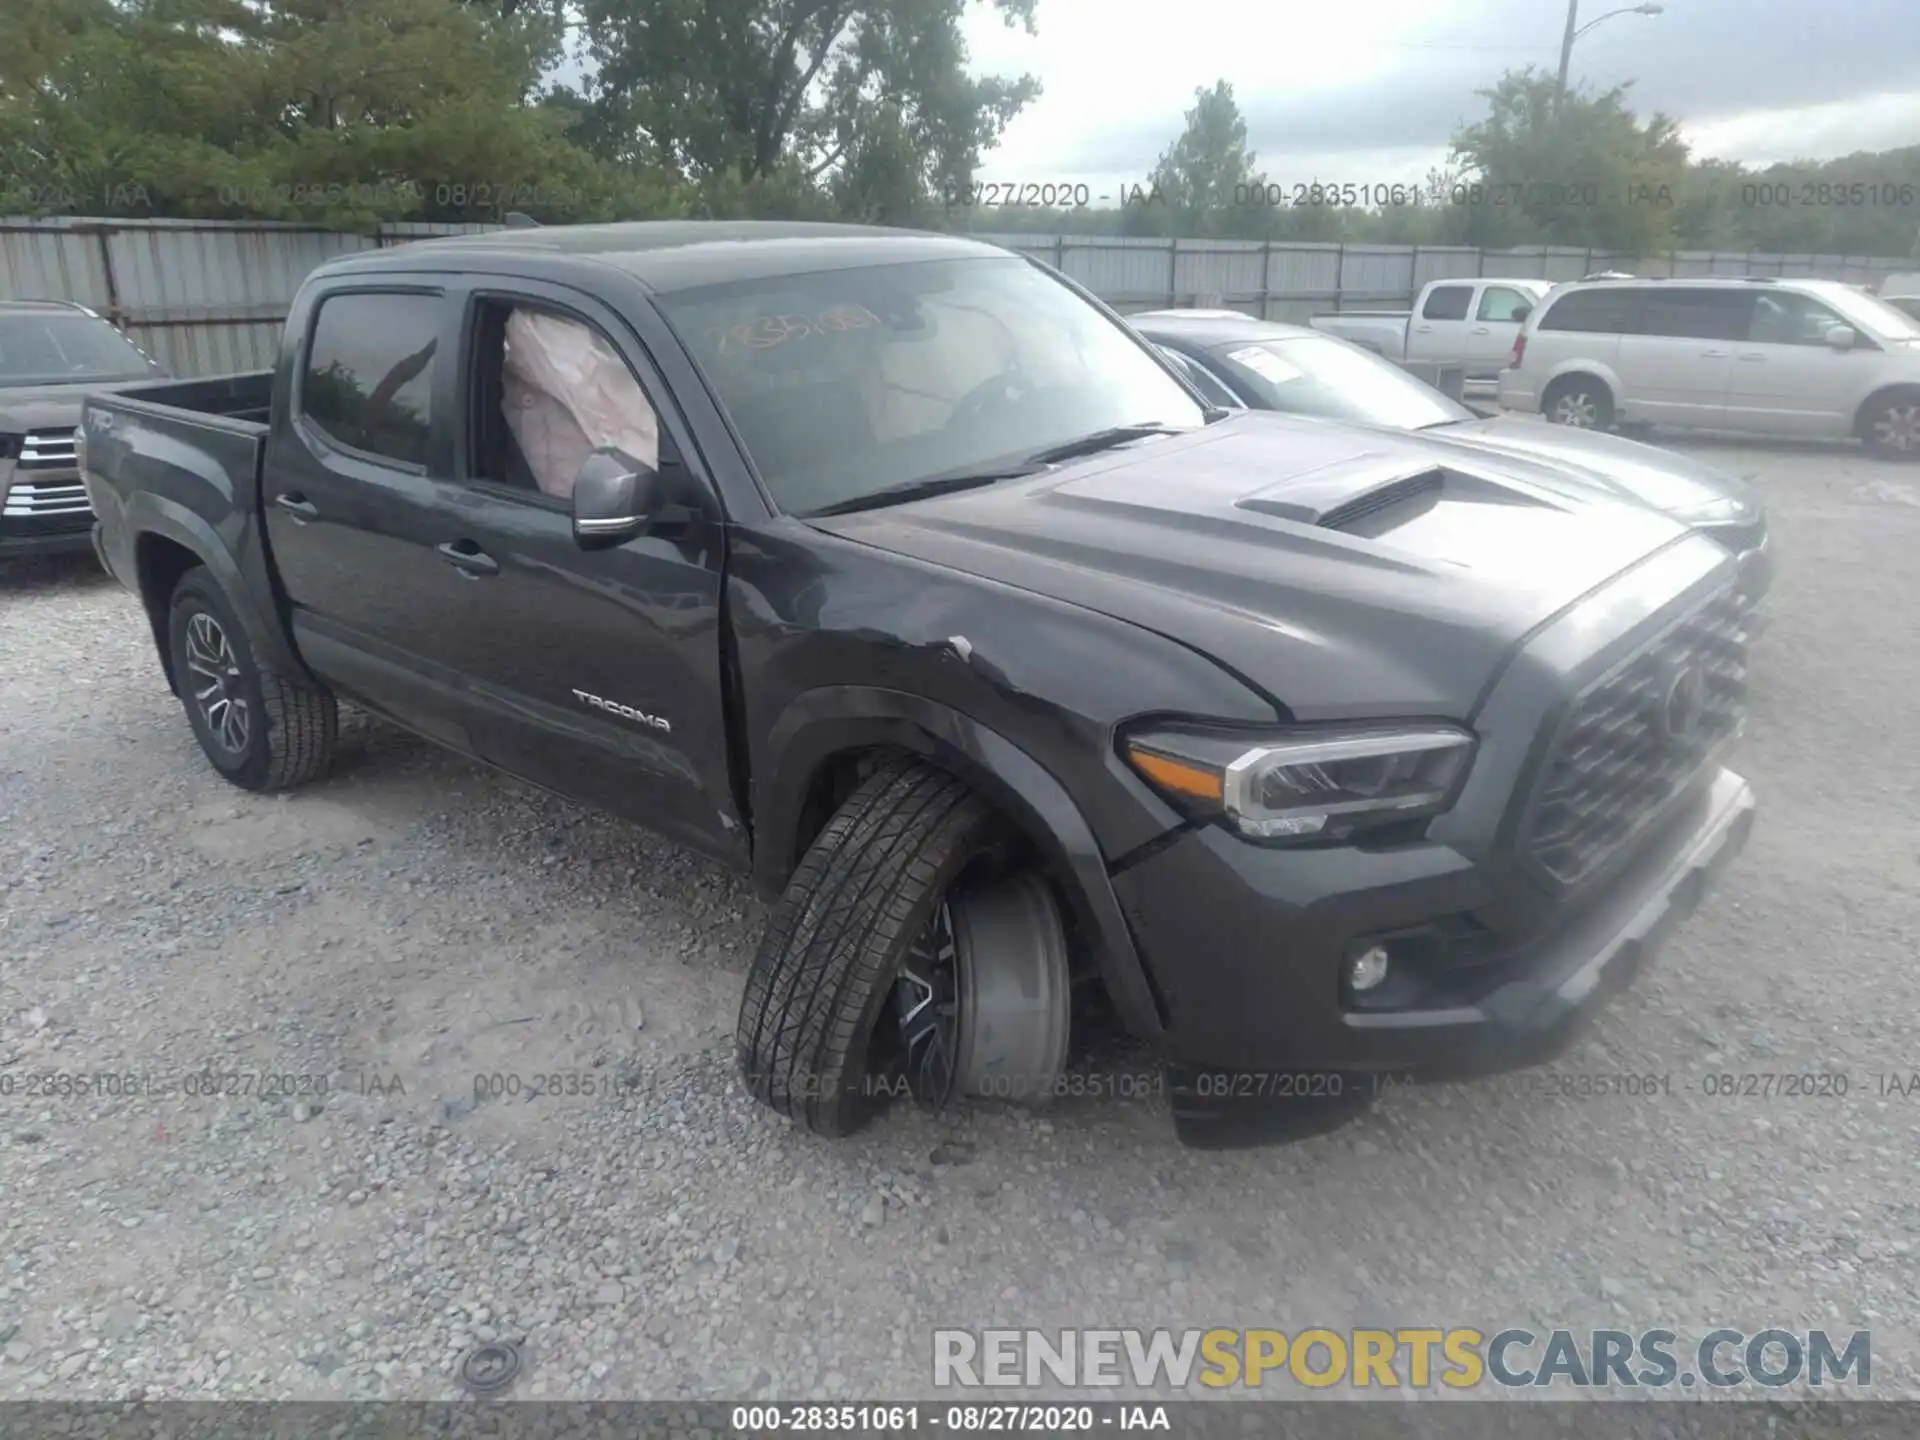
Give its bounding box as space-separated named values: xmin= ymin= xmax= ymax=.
xmin=1312 ymin=278 xmax=1551 ymax=383
xmin=1879 ymin=272 xmax=1920 ymax=322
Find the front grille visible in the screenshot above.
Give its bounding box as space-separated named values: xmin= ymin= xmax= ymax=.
xmin=2 ymin=479 xmax=93 ymax=523
xmin=1525 ymin=582 xmax=1748 ymax=887
xmin=18 ymin=427 xmax=79 ymax=469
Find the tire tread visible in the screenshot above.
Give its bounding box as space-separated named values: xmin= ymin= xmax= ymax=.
xmin=737 ymin=758 xmax=997 ymax=1137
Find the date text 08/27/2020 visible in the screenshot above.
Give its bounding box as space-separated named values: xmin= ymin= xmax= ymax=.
xmin=939 ymin=180 xmax=1919 ymax=211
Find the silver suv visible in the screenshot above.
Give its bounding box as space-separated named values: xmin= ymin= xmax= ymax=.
xmin=1497 ymin=276 xmax=1920 ymax=458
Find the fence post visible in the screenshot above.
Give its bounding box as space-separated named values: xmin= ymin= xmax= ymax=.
xmin=1054 ymin=234 xmax=1065 ymax=274
xmin=88 ymin=224 xmax=126 ymax=331
xmin=1168 ymin=236 xmax=1180 ymax=308
xmin=1262 ymin=239 xmax=1273 ymax=319
xmin=1335 ymin=242 xmax=1346 ymax=311
xmin=1409 ymin=244 xmax=1421 ymax=301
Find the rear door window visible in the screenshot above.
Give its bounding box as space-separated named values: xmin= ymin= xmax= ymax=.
xmin=301 ymin=292 xmax=441 ymax=468
xmin=1636 ymin=289 xmax=1758 ymax=341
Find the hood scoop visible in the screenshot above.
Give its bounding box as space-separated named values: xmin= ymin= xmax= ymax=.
xmin=1235 ymin=453 xmax=1450 ymax=532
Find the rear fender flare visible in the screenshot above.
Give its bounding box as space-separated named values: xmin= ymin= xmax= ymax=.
xmin=126 ymin=493 xmax=309 ymax=690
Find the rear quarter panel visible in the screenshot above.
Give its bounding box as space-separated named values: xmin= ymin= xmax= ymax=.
xmin=81 ymin=392 xmax=309 ymax=682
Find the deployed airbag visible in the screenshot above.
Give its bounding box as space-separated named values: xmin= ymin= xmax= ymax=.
xmin=502 ymin=309 xmax=659 ymax=499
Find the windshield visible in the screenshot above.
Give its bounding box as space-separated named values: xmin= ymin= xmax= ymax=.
xmin=656 ymin=256 xmax=1206 ymax=514
xmin=1209 ymin=335 xmax=1473 ymax=430
xmin=1800 ymin=282 xmax=1920 ymax=340
xmin=0 ymin=312 xmax=161 ymax=386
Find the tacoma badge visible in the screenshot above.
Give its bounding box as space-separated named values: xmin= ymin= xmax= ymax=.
xmin=571 ymin=688 xmax=671 ymax=732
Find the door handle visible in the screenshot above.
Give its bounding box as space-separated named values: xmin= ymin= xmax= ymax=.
xmin=1701 ymin=349 xmax=1730 ymax=359
xmin=273 ymin=493 xmax=318 ymax=523
xmin=1737 ymin=353 xmax=1767 ymax=362
xmin=1472 ymin=326 xmax=1491 ymax=335
xmin=436 ymin=541 xmax=499 ymax=578
xmin=1416 ymin=324 xmax=1434 ymax=333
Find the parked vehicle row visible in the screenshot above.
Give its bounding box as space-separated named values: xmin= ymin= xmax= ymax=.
xmin=0 ymin=299 xmax=168 ymax=558
xmin=75 ymin=221 xmax=1757 ymax=1149
xmin=1499 ymin=275 xmax=1920 ymax=457
xmin=1310 ymin=278 xmax=1551 ymax=382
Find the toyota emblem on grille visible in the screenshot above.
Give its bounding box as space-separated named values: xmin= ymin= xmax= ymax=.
xmin=1659 ymin=663 xmax=1707 ymax=745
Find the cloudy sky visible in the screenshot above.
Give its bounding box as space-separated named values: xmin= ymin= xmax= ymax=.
xmin=962 ymin=0 xmax=1920 ymax=193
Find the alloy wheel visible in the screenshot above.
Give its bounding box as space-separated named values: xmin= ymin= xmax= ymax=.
xmin=1553 ymin=391 xmax=1598 ymax=428
xmin=893 ymin=899 xmax=961 ymax=1110
xmin=184 ymin=611 xmax=250 ymax=754
xmin=1871 ymin=402 xmax=1920 ymax=453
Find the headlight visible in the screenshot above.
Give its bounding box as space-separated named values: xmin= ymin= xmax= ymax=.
xmin=1678 ymin=494 xmax=1753 ymax=524
xmin=1123 ymin=723 xmax=1476 ymax=842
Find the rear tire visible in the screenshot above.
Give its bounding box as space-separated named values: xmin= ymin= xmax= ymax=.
xmin=1543 ymin=375 xmax=1615 ymax=431
xmin=736 ymin=757 xmax=1070 ymax=1138
xmin=167 ymin=568 xmax=337 ymax=791
xmin=1859 ymin=386 xmax=1920 ymax=461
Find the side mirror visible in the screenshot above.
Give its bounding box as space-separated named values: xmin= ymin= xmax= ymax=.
xmin=1825 ymin=324 xmax=1858 ymax=351
xmin=572 ymin=446 xmax=661 ymax=550
xmin=1511 ymin=304 xmax=1533 ymax=323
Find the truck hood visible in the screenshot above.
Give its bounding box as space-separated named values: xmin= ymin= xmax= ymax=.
xmin=808 ymin=413 xmax=1698 ymax=721
xmin=1419 ymin=414 xmax=1760 ymax=524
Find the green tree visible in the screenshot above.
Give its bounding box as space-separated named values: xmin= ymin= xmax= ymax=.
xmin=1449 ymin=68 xmax=1692 ymax=256
xmin=0 ymin=0 xmax=665 ymax=226
xmin=576 ymin=0 xmax=1039 ymax=215
xmin=1138 ymin=79 xmax=1273 ymax=239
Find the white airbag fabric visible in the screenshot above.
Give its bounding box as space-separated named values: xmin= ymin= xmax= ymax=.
xmin=502 ymin=309 xmax=659 ymax=499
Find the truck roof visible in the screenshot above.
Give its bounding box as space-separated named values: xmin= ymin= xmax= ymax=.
xmin=320 ymin=220 xmax=1011 ymax=293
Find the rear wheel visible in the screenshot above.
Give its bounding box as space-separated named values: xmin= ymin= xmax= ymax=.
xmin=167 ymin=568 xmax=337 ymax=791
xmin=1543 ymin=375 xmax=1614 ymax=431
xmin=736 ymin=757 xmax=1071 ymax=1137
xmin=1860 ymin=387 xmax=1920 ymax=461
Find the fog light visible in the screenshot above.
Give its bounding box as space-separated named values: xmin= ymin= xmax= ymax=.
xmin=1348 ymin=946 xmax=1390 ymax=992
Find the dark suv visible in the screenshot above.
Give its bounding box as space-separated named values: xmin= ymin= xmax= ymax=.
xmin=80 ymin=222 xmax=1756 ymax=1145
xmin=1 ymin=299 xmax=167 ymax=560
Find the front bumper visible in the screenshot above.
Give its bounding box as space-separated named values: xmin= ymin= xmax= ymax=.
xmin=1114 ymin=766 xmax=1754 ymax=1077
xmin=0 ymin=524 xmax=96 ymax=559
xmin=1 ymin=460 xmax=96 ymax=560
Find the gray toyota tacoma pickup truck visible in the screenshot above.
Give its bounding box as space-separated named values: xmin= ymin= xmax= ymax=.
xmin=78 ymin=221 xmax=1756 ymax=1146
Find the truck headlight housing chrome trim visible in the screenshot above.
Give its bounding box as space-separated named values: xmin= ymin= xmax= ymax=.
xmin=1123 ymin=723 xmax=1477 ymax=842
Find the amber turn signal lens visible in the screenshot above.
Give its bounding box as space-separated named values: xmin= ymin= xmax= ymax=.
xmin=1126 ymin=745 xmax=1225 ymax=802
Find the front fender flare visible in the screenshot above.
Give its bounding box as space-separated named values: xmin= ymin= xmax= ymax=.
xmin=754 ymin=686 xmax=1166 ymax=1044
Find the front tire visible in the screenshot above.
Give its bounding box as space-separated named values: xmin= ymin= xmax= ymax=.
xmin=1860 ymin=387 xmax=1920 ymax=461
xmin=1543 ymin=375 xmax=1615 ymax=431
xmin=167 ymin=568 xmax=337 ymax=791
xmin=736 ymin=758 xmax=1070 ymax=1137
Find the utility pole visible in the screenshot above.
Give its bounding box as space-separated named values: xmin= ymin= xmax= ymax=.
xmin=1557 ymin=0 xmax=1581 ymax=99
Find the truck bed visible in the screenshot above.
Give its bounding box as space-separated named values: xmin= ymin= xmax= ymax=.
xmin=85 ymin=370 xmax=272 ymax=506
xmin=100 ymin=370 xmax=274 ymax=428
xmin=83 ymin=370 xmax=279 ymax=630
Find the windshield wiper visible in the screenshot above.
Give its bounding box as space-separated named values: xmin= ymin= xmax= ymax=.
xmin=1023 ymin=422 xmax=1188 ymax=465
xmin=806 ymin=465 xmax=1045 ymax=518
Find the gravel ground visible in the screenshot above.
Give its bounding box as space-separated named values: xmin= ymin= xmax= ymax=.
xmin=2 ymin=436 xmax=1919 ymax=1404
